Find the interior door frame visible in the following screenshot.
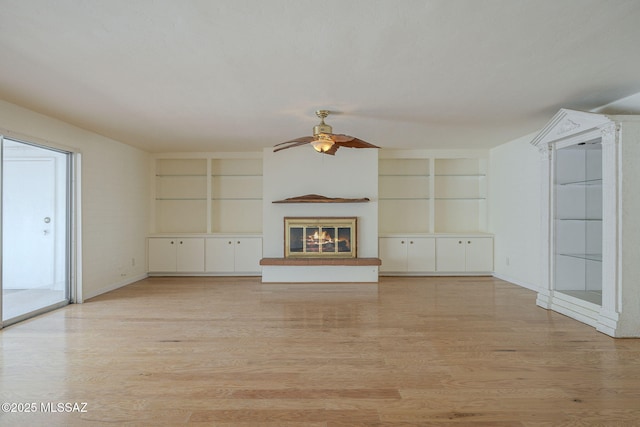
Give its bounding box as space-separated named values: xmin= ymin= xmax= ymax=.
xmin=0 ymin=133 xmax=83 ymax=328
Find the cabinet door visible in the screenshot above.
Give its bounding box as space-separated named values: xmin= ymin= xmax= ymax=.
xmin=205 ymin=238 xmax=236 ymax=273
xmin=436 ymin=238 xmax=466 ymax=272
xmin=407 ymin=237 xmax=436 ymax=272
xmin=176 ymin=238 xmax=205 ymax=272
xmin=379 ymin=237 xmax=408 ymax=272
xmin=234 ymin=238 xmax=262 ymax=273
xmin=148 ymin=238 xmax=177 ymax=272
xmin=464 ymin=238 xmax=493 ymax=272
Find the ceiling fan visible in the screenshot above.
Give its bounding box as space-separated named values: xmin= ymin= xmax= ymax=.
xmin=274 ymin=110 xmax=379 ymax=155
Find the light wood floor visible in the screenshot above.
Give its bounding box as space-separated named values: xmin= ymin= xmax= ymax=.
xmin=1 ymin=276 xmax=639 ymax=426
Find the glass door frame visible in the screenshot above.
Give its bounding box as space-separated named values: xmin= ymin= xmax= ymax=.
xmin=0 ymin=134 xmax=81 ymax=328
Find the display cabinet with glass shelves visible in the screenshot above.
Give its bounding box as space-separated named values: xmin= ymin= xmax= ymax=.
xmin=532 ymin=108 xmax=640 ymax=337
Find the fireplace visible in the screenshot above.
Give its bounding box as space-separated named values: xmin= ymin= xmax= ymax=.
xmin=284 ymin=217 xmax=357 ymax=258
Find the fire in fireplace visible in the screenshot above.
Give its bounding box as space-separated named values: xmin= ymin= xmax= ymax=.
xmin=284 ymin=217 xmax=357 ymax=258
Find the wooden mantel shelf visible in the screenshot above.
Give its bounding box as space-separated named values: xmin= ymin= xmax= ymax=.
xmin=260 ymin=257 xmax=381 ymax=266
xmin=272 ymin=194 xmax=370 ymax=204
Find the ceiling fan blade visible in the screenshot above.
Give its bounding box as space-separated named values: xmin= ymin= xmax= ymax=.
xmin=273 ymin=140 xmax=313 ymax=152
xmin=323 ymin=144 xmax=340 ymax=155
xmin=329 ymin=134 xmax=355 ymax=143
xmin=274 ymin=136 xmax=314 ymax=147
xmin=330 ymin=134 xmax=380 ymax=149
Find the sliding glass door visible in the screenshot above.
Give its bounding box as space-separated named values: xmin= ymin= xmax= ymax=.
xmin=1 ymin=137 xmax=72 ymax=325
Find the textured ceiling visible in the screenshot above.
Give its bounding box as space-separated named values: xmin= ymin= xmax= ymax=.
xmin=1 ymin=0 xmax=640 ymax=153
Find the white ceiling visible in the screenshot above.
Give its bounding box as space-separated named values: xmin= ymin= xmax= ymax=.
xmin=1 ymin=0 xmax=640 ymax=153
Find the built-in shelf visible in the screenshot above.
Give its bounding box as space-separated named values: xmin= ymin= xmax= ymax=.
xmin=273 ymin=194 xmax=370 ymax=204
xmin=212 ymin=198 xmax=262 ymax=201
xmin=556 ymin=218 xmax=602 ymax=221
xmin=558 ymin=290 xmax=603 ymax=305
xmin=156 ymin=198 xmax=207 ymax=201
xmin=434 ymin=174 xmax=486 ymax=177
xmin=558 ymin=179 xmax=603 ymax=186
xmin=156 ymin=174 xmax=207 ymax=177
xmin=260 ymin=257 xmax=381 ymax=266
xmin=557 ymin=253 xmax=602 ymax=262
xmin=434 ymin=197 xmax=486 ymax=200
xmin=211 ymin=174 xmax=262 ymax=177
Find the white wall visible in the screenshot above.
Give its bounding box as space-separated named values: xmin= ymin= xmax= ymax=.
xmin=488 ymin=91 xmax=640 ymax=293
xmin=262 ymin=146 xmax=379 ymax=282
xmin=263 ymin=147 xmax=378 ymax=258
xmin=489 ymin=132 xmax=542 ymax=291
xmin=0 ymin=100 xmax=149 ymax=300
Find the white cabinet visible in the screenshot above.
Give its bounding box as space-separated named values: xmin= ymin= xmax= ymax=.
xmin=379 ymin=236 xmax=435 ymax=273
xmin=148 ymin=237 xmax=205 ymax=273
xmin=436 ymin=237 xmax=493 ymax=273
xmin=205 ymin=237 xmax=262 ymax=274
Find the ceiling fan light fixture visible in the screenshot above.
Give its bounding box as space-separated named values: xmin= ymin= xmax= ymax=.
xmin=311 ymin=135 xmax=335 ymax=153
xmin=274 ymin=109 xmax=378 ymax=155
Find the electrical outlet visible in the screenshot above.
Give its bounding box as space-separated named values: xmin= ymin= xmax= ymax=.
xmin=506 ymin=257 xmax=510 ymax=266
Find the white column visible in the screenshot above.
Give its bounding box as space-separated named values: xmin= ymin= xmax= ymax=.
xmin=536 ymin=143 xmax=553 ymax=309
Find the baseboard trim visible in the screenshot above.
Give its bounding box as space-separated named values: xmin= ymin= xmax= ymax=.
xmin=492 ymin=272 xmax=540 ymax=292
xmin=81 ymin=273 xmax=148 ymax=302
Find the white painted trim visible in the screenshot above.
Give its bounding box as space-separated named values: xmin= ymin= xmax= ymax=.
xmin=379 ymin=148 xmax=489 ymax=159
xmin=150 ymin=151 xmax=263 ymax=160
xmin=0 ymin=135 xmax=4 ymax=325
xmin=0 ymin=127 xmax=82 ymax=155
xmin=82 ymin=273 xmax=148 ymax=301
xmin=492 ymin=272 xmax=540 ymax=292
xmin=72 ymin=153 xmax=83 ymax=303
xmin=547 ymin=292 xmax=600 ymax=328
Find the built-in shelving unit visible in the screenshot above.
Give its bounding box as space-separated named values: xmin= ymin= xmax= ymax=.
xmin=151 ymin=154 xmax=263 ymax=234
xmin=532 ymin=108 xmax=640 ymax=337
xmin=149 ymin=154 xmax=263 ymax=275
xmin=554 ymin=140 xmax=603 ymax=305
xmin=155 ymin=159 xmax=208 ymax=233
xmin=377 ymin=151 xmax=492 ymax=276
xmin=379 ymin=158 xmax=430 ymax=233
xmin=210 ymin=157 xmax=262 ymax=233
xmin=434 ymin=158 xmax=487 ymax=233
xmin=378 ymin=153 xmax=488 ymax=234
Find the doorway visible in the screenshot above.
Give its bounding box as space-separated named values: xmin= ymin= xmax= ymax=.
xmin=1 ymin=137 xmax=73 ymax=325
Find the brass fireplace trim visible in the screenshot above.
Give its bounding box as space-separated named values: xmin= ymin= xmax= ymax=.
xmin=284 ymin=217 xmax=357 ymax=258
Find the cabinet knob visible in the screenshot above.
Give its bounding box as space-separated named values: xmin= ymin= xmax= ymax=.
xmin=237 ymin=241 xmax=241 ymax=244
xmin=170 ymin=241 xmax=174 ymax=244
xmin=179 ymin=241 xmax=183 ymax=244
xmin=401 ymin=240 xmax=405 ymax=244
xmin=467 ymin=241 xmax=471 ymax=244
xmin=228 ymin=241 xmax=232 ymax=244
xmin=458 ymin=240 xmax=462 ymax=244
xmin=410 ymin=241 xmax=414 ymax=244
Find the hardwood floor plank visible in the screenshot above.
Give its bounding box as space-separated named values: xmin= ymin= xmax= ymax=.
xmin=1 ymin=276 xmax=640 ymax=426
